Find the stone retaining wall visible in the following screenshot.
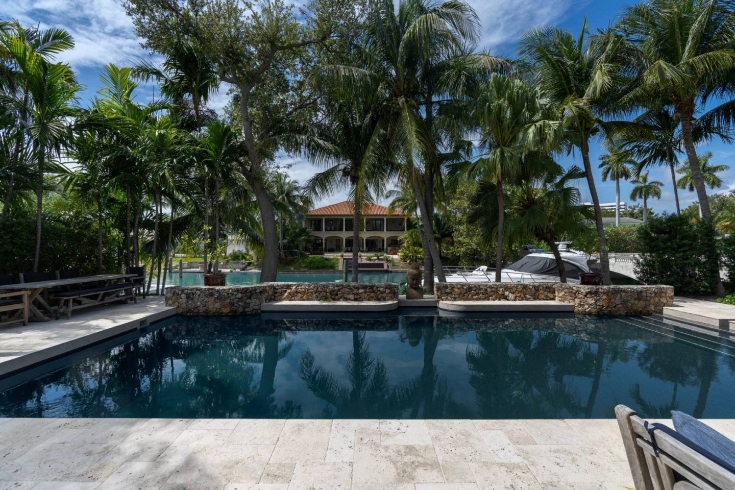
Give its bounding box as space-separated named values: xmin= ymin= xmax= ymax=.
xmin=166 ymin=283 xmax=398 ymax=316
xmin=435 ymin=282 xmax=673 ymax=315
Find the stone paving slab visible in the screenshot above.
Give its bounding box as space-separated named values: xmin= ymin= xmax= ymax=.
xmin=0 ymin=417 xmax=730 ymax=489
xmin=664 ymin=296 xmax=735 ymax=330
xmin=438 ymin=300 xmax=575 ymax=313
xmin=0 ymin=297 xmax=176 ymax=376
xmin=260 ymin=301 xmax=398 ymax=312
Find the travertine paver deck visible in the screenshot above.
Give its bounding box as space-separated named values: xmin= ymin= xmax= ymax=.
xmin=0 ymin=417 xmax=732 ymax=489
xmin=0 ymin=297 xmax=175 ymax=376
xmin=664 ymin=296 xmax=735 ymax=330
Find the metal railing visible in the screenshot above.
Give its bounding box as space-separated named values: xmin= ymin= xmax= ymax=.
xmin=440 ymin=266 xmax=561 ymax=283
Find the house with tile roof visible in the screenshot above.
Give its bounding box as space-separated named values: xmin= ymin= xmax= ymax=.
xmin=305 ymin=201 xmax=408 ymax=253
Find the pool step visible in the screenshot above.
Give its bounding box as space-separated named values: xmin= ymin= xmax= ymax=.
xmin=260 ymin=301 xmax=398 ymax=312
xmin=619 ymin=315 xmax=735 ymax=354
xmin=662 ymin=301 xmax=735 ymax=330
xmin=437 ymin=300 xmax=574 ymax=313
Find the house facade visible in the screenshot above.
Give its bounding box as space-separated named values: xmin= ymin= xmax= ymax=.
xmin=305 ymin=201 xmax=408 ymax=254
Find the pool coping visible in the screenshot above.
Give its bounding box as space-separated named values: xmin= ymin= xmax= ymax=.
xmin=438 ymin=300 xmax=575 ymax=312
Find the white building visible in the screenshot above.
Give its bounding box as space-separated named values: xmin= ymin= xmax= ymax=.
xmin=582 ymin=202 xmax=628 ymax=211
xmin=305 ymin=201 xmax=408 ymax=254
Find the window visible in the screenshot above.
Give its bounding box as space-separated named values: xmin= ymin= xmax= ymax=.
xmin=366 ymin=218 xmax=384 ymax=231
xmin=386 ymin=218 xmax=405 ymax=231
xmin=325 ymin=218 xmax=343 ymax=231
xmin=308 ymin=219 xmax=322 ymax=232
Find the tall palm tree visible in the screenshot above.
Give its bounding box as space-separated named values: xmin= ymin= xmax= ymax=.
xmin=620 ymin=0 xmax=735 ymax=222
xmin=630 ymin=172 xmax=664 ymax=225
xmin=521 ymin=21 xmax=623 ymax=285
xmin=0 ymin=24 xmax=79 ymax=271
xmin=453 ymin=74 xmax=558 ymax=282
xmin=598 ymin=150 xmax=634 ymax=227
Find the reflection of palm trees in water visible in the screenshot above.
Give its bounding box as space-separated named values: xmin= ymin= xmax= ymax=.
xmin=299 ymin=331 xmax=408 ymax=418
xmin=632 ymin=341 xmax=719 ymax=418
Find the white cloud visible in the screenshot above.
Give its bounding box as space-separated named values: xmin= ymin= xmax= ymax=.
xmin=466 ymin=0 xmax=593 ymax=52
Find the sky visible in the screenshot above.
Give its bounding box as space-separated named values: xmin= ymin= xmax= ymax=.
xmin=4 ymin=0 xmax=735 ymax=212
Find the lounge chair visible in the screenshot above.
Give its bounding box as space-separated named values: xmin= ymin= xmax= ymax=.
xmin=19 ymin=271 xmax=50 ymax=283
xmin=57 ymin=268 xmax=80 ymax=280
xmin=125 ymin=266 xmax=146 ymax=298
xmin=615 ymin=404 xmax=735 ymax=490
xmin=0 ymin=274 xmax=28 ymax=327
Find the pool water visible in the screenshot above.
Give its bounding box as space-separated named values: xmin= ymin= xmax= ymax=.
xmin=167 ymin=271 xmax=406 ymax=287
xmin=1 ymin=311 xmax=733 ymax=419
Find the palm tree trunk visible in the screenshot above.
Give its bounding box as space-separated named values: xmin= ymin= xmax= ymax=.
xmin=33 ymin=145 xmax=45 ymax=272
xmin=352 ymin=204 xmax=360 ymax=283
xmin=615 ymin=177 xmax=620 ymax=227
xmin=125 ymin=185 xmax=131 ymax=268
xmin=643 ymin=195 xmax=648 ymax=225
xmin=203 ymin=179 xmax=209 ymax=275
xmin=423 ymin=166 xmax=435 ymax=293
xmin=161 ymin=204 xmax=174 ymax=293
xmin=146 ymin=188 xmax=161 ymax=295
xmin=133 ymin=198 xmax=140 ymax=266
xmin=214 ymin=177 xmax=221 ymax=273
xmin=495 ymin=177 xmax=504 ymax=283
xmin=411 ymin=174 xmax=445 ymax=284
xmin=669 ymin=162 xmax=681 ymax=215
xmin=547 ymin=236 xmax=567 ymax=283
xmin=678 ymin=101 xmax=712 ymax=219
xmin=97 ymin=196 xmax=104 ymax=274
xmin=581 ymin=139 xmax=611 ymax=285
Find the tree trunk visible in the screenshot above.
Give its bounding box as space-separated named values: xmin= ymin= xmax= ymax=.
xmin=423 ymin=166 xmax=435 ymax=293
xmin=125 ymin=185 xmax=131 ymax=269
xmin=643 ymin=195 xmax=648 ymax=225
xmin=580 ymin=138 xmax=611 ymax=285
xmin=133 ymin=198 xmax=140 ymax=266
xmin=97 ymin=196 xmax=104 ymax=274
xmin=547 ymin=236 xmax=567 ymax=283
xmin=1 ymin=173 xmax=14 ymax=221
xmin=411 ymin=174 xmax=445 ymax=283
xmin=214 ymin=176 xmax=221 ymax=273
xmin=678 ymin=101 xmax=712 ymax=219
xmin=203 ymin=178 xmax=209 ymax=275
xmin=352 ymin=204 xmax=360 ymax=282
xmin=3 ymin=89 xmax=28 ymax=221
xmin=615 ymin=177 xmax=620 ymax=227
xmin=251 ymin=178 xmax=280 ymax=282
xmin=669 ymin=162 xmax=681 ymax=215
xmin=495 ymin=177 xmax=504 ymax=283
xmin=147 ymin=188 xmax=161 ymax=295
xmin=33 ymin=145 xmax=45 ymax=272
xmin=161 ymin=204 xmax=174 ymax=293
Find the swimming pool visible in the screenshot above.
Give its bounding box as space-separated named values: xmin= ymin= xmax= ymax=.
xmin=167 ymin=271 xmax=406 ymax=287
xmin=1 ymin=311 xmax=733 ymax=419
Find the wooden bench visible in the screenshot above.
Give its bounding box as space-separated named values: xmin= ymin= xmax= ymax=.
xmin=0 ymin=291 xmax=29 ymax=327
xmin=53 ymin=283 xmax=136 ymax=320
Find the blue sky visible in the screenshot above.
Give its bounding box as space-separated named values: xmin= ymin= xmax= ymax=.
xmin=4 ymin=0 xmax=734 ymax=211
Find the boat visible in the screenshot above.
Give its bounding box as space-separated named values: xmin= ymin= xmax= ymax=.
xmin=438 ymin=252 xmax=591 ymax=284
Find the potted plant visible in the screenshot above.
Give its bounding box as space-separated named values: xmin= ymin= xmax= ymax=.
xmin=203 ymin=226 xmax=227 ymax=286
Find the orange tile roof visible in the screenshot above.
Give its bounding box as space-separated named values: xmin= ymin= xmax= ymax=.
xmin=307 ymin=201 xmax=404 ymax=216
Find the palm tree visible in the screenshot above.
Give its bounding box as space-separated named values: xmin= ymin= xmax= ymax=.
xmin=269 ymin=173 xmax=309 ymax=259
xmin=454 ymin=74 xmax=558 ymax=282
xmin=521 ymin=21 xmax=623 ymax=285
xmin=630 ymin=172 xmax=664 ymax=225
xmin=598 ymin=150 xmax=634 ymax=227
xmin=676 ymin=151 xmax=729 ymax=197
xmin=620 ymin=0 xmax=735 ymax=222
xmin=0 ymin=24 xmax=79 ymax=271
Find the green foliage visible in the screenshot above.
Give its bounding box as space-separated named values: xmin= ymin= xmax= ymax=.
xmin=398 ymin=246 xmax=424 ymax=265
xmin=226 ymin=250 xmax=252 ymax=262
xmin=717 ymin=294 xmax=735 ymax=306
xmin=635 ymin=215 xmax=720 ymax=295
xmin=718 ymin=233 xmax=735 ymax=292
xmin=0 ymin=211 xmax=118 ymax=276
xmin=605 ymin=226 xmax=641 ymax=253
xmin=301 ymin=256 xmax=337 ymax=270
xmin=398 ymin=229 xmax=423 ymax=249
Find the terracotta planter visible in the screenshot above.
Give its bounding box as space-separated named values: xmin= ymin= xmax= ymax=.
xmin=204 ymin=273 xmax=226 ymax=286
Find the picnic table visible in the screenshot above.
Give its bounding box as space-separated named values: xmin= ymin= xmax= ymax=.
xmin=0 ymin=274 xmax=137 ymax=321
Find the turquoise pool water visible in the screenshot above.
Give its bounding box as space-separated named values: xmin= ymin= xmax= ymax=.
xmin=167 ymin=271 xmax=406 ymax=287
xmin=1 ymin=311 xmax=733 ymax=419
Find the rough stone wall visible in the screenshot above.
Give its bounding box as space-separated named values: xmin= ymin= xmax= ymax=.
xmin=166 ymin=283 xmax=398 ymax=315
xmin=435 ymin=283 xmax=557 ymax=301
xmin=435 ymin=282 xmax=674 ymax=315
xmin=555 ymin=285 xmax=674 ymax=315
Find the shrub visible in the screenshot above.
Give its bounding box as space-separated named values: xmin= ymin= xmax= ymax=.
xmin=635 ymin=215 xmax=720 ymax=295
xmin=717 ymin=293 xmax=735 ymax=305
xmin=398 ymin=246 xmax=424 ymax=264
xmin=302 ymin=256 xmax=337 ymax=270
xmin=227 ymin=250 xmax=252 ymax=262
xmin=605 ymin=226 xmax=641 ymax=253
xmin=719 ymin=233 xmax=735 ymax=292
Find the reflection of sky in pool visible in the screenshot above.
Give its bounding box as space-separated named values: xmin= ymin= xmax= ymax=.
xmin=2 ymin=312 xmax=733 ymax=419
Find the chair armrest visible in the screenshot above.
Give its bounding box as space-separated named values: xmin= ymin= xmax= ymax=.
xmin=0 ymin=291 xmax=29 ymax=300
